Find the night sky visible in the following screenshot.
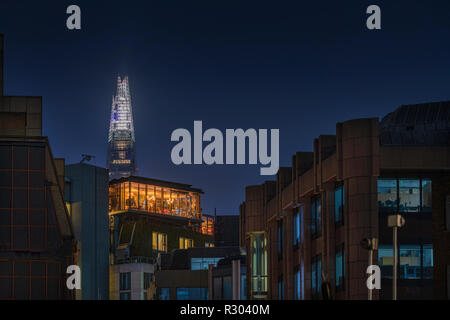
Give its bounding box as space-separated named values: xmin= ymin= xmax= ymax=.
xmin=1 ymin=1 xmax=450 ymax=214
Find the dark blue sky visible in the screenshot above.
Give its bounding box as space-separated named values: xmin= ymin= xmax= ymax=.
xmin=1 ymin=1 xmax=450 ymax=214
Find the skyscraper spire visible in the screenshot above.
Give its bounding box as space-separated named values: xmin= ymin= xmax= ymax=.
xmin=107 ymin=75 xmax=136 ymax=180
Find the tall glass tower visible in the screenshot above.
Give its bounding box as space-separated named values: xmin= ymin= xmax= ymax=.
xmin=107 ymin=76 xmax=136 ymax=180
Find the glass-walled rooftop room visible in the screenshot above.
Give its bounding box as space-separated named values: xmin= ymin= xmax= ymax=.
xmin=109 ymin=181 xmax=201 ymax=219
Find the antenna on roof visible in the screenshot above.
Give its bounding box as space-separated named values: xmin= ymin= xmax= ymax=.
xmin=80 ymin=154 xmax=95 ymax=163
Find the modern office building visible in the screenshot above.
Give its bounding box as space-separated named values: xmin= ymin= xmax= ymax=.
xmin=106 ymin=76 xmax=137 ymax=180
xmin=108 ymin=176 xmax=214 ymax=300
xmin=215 ymin=215 xmax=240 ymax=247
xmin=151 ymin=246 xmax=241 ymax=300
xmin=0 ymin=34 xmax=75 ymax=300
xmin=239 ymin=101 xmax=450 ymax=300
xmin=65 ymin=163 xmax=110 ymax=300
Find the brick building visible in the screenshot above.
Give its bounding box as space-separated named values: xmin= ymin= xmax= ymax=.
xmin=240 ymin=102 xmax=450 ymax=300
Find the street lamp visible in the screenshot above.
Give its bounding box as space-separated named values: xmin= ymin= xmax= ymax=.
xmin=360 ymin=237 xmax=378 ymax=300
xmin=387 ymin=214 xmax=405 ymax=300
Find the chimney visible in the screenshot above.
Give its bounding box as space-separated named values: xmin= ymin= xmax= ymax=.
xmin=0 ymin=34 xmax=3 ymax=96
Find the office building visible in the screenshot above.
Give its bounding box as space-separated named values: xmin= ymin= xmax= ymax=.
xmin=107 ymin=76 xmax=137 ymax=180
xmin=240 ymin=102 xmax=450 ymax=300
xmin=0 ymin=34 xmax=75 ymax=300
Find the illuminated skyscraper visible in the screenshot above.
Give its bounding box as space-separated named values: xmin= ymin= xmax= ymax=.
xmin=107 ymin=76 xmax=137 ymax=180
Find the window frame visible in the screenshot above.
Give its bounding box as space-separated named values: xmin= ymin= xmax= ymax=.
xmin=378 ymin=177 xmax=432 ymax=213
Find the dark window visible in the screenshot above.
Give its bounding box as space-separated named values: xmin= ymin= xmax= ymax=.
xmin=311 ymin=196 xmax=322 ymax=238
xmin=120 ymin=292 xmax=131 ymax=300
xmin=13 ymin=189 xmax=27 ymax=209
xmin=294 ymin=266 xmax=301 ymax=300
xmin=29 ymin=147 xmax=45 ymax=171
xmin=277 ymin=220 xmax=283 ymax=259
xmin=120 ymin=272 xmax=131 ymax=291
xmin=0 ymin=171 xmax=11 ymax=187
xmin=213 ymin=277 xmax=223 ymax=299
xmin=223 ymin=276 xmax=232 ymax=299
xmin=29 ymin=189 xmax=45 ymax=209
xmin=144 ymin=272 xmax=152 ymax=290
xmin=29 ymin=172 xmax=45 ymax=187
xmin=334 ymin=183 xmax=344 ymax=224
xmin=14 ymin=210 xmax=28 ymax=225
xmin=311 ymin=254 xmax=322 ymax=298
xmin=13 ymin=171 xmax=27 ymax=187
xmin=278 ymin=276 xmax=284 ymax=300
xmin=30 ymin=227 xmax=45 ymax=250
xmin=13 ymin=146 xmax=27 ymax=170
xmin=13 ymin=226 xmax=28 ymax=250
xmin=0 ymin=146 xmax=12 ymax=169
xmin=0 ymin=189 xmax=11 ymax=208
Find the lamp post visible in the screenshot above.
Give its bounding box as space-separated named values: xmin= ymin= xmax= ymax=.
xmin=387 ymin=214 xmax=405 ymax=300
xmin=360 ymin=237 xmax=378 ymax=300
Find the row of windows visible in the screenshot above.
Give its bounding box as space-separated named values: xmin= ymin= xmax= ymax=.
xmin=151 ymin=232 xmax=195 ymax=253
xmin=157 ymin=287 xmax=208 ymax=300
xmin=378 ymin=244 xmax=433 ymax=279
xmin=119 ymin=272 xmax=152 ymax=292
xmin=0 ymin=260 xmax=64 ymax=300
xmin=191 ymin=257 xmax=223 ymax=270
xmin=0 ymin=145 xmax=45 ymax=172
xmin=378 ymin=178 xmax=432 ymax=213
xmin=287 ymin=178 xmax=431 ymax=251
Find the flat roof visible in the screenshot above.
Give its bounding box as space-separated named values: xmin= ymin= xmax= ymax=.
xmin=110 ymin=175 xmax=203 ymax=194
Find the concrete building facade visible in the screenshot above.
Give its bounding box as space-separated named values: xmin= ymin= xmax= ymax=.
xmin=240 ymin=102 xmax=450 ymax=300
xmin=65 ymin=163 xmax=110 ymax=300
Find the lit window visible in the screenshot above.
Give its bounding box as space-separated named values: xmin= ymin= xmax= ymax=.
xmin=378 ymin=179 xmax=398 ymax=211
xmin=378 ymin=178 xmax=432 ymax=213
xmin=399 ymin=245 xmax=421 ymax=279
xmin=191 ymin=257 xmax=223 ymax=270
xmin=399 ymin=179 xmax=420 ymax=213
xmin=176 ymin=287 xmax=208 ymax=300
xmin=179 ymin=237 xmax=194 ymax=249
xmin=152 ymin=232 xmax=167 ymax=252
